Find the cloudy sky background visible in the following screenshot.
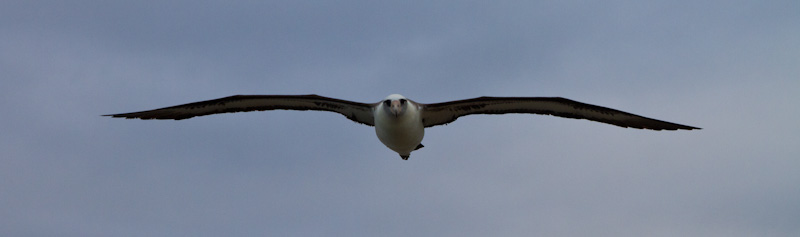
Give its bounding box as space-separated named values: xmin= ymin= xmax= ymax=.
xmin=2 ymin=0 xmax=798 ymax=236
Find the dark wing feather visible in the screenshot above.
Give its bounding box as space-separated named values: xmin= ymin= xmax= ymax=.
xmin=104 ymin=94 xmax=376 ymax=126
xmin=420 ymin=97 xmax=699 ymax=130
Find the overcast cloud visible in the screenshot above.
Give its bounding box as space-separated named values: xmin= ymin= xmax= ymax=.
xmin=2 ymin=0 xmax=799 ymax=236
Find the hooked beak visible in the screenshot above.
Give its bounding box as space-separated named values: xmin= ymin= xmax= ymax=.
xmin=390 ymin=100 xmax=402 ymax=117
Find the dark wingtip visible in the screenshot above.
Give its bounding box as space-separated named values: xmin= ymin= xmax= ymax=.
xmin=676 ymin=124 xmax=702 ymax=130
xmin=102 ymin=113 xmax=151 ymax=120
xmin=659 ymin=126 xmax=701 ymax=131
xmin=103 ymin=113 xmax=133 ymax=119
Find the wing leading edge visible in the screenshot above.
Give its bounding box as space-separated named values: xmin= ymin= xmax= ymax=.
xmin=420 ymin=97 xmax=699 ymax=130
xmin=104 ymin=94 xmax=376 ymax=126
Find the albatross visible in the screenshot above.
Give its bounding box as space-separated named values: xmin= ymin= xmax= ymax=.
xmin=105 ymin=94 xmax=699 ymax=160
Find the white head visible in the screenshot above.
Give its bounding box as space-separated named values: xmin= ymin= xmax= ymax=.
xmin=382 ymin=94 xmax=409 ymax=117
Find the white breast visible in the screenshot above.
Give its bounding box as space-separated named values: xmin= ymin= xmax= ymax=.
xmin=374 ymin=103 xmax=424 ymax=156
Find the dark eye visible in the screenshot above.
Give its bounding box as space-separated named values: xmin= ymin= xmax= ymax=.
xmin=383 ymin=100 xmax=391 ymax=106
xmin=399 ymin=99 xmax=407 ymax=104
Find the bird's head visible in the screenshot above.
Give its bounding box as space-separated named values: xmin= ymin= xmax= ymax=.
xmin=382 ymin=94 xmax=408 ymax=117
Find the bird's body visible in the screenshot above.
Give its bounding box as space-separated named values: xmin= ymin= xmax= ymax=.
xmin=374 ymin=94 xmax=425 ymax=159
xmin=105 ymin=94 xmax=699 ymax=160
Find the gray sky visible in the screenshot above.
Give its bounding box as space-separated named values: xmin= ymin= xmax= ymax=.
xmin=2 ymin=0 xmax=799 ymax=236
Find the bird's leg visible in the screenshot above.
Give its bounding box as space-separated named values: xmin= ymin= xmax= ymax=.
xmin=414 ymin=144 xmax=424 ymax=150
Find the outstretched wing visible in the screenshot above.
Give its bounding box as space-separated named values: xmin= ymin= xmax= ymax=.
xmin=104 ymin=94 xmax=376 ymax=126
xmin=420 ymin=97 xmax=699 ymax=130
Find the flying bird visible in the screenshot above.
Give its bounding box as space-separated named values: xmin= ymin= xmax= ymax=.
xmin=105 ymin=94 xmax=700 ymax=160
